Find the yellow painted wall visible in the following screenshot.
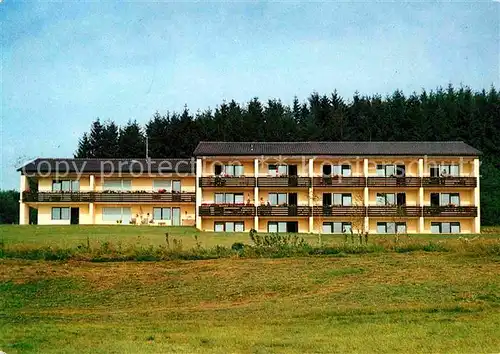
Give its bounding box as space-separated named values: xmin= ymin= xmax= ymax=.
xmin=423 ymin=218 xmax=473 ymax=234
xmin=368 ymin=189 xmax=419 ymax=206
xmin=258 ymin=218 xmax=309 ymax=233
xmin=369 ymin=218 xmax=419 ymax=234
xmin=201 ymin=217 xmax=254 ymax=232
xmin=423 ymin=189 xmax=474 ymax=206
xmin=37 ymin=205 xmax=70 ymax=225
xmin=313 ymin=158 xmax=364 ymax=176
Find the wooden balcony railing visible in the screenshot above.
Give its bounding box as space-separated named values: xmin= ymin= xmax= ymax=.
xmin=257 ymin=176 xmax=311 ymax=188
xmin=423 ymin=206 xmax=477 ymax=217
xmin=199 ymin=204 xmax=256 ymax=217
xmin=367 ymin=206 xmax=422 ymax=217
xmin=199 ymin=176 xmax=256 ymax=188
xmin=422 ymin=177 xmax=477 ymax=188
xmin=257 ymin=205 xmax=311 ymax=217
xmin=312 ymin=206 xmax=366 ymax=217
xmin=367 ymin=177 xmax=422 ymax=187
xmin=313 ymin=177 xmax=366 ymax=188
xmin=22 ymin=191 xmax=93 ymax=203
xmin=22 ymin=191 xmax=196 ymax=203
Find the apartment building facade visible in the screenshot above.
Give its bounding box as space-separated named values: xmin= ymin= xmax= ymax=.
xmin=18 ymin=141 xmax=481 ymax=234
xmin=193 ymin=141 xmax=481 ymax=234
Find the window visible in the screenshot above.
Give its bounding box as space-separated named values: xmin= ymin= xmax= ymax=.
xmin=269 ymin=193 xmax=287 ymax=206
xmin=331 ymin=193 xmax=352 ymax=206
xmin=219 ymin=165 xmax=244 ymax=176
xmin=102 ymin=207 xmax=131 ymax=222
xmin=377 ymin=222 xmax=406 ymax=234
xmin=268 ymin=164 xmax=288 ymax=176
xmin=214 ymin=221 xmax=244 ymax=232
xmin=153 ymin=180 xmax=172 ymax=192
xmin=268 ymin=221 xmax=287 ymax=233
xmin=376 ymin=193 xmax=396 ymax=206
xmin=51 ymin=207 xmax=70 ymax=220
xmin=172 ymin=180 xmax=181 ymax=192
xmin=376 ymin=164 xmax=405 ymax=177
xmin=103 ymin=180 xmax=131 ymax=191
xmin=439 ymin=193 xmax=460 ymax=206
xmin=153 ymin=207 xmax=171 ymax=220
xmin=431 ymin=222 xmax=460 ymax=234
xmin=322 ymin=222 xmax=352 ymax=234
xmin=52 ymin=180 xmax=80 ymax=192
xmin=331 ymin=164 xmax=352 ymax=177
xmin=214 ymin=193 xmax=244 ymax=204
xmin=439 ymin=165 xmax=459 ymax=177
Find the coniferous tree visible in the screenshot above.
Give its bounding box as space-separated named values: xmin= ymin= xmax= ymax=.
xmin=118 ymin=120 xmax=145 ymax=158
xmin=75 ymin=133 xmax=92 ymax=158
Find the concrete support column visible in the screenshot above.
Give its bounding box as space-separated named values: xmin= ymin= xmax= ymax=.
xmin=89 ymin=174 xmax=95 ymax=191
xmin=195 ymin=158 xmax=202 ymax=230
xmin=473 ymin=158 xmax=481 ymax=233
xmin=418 ymin=158 xmax=424 ymax=233
xmin=363 ymin=158 xmax=369 ymax=233
xmin=89 ymin=203 xmax=95 ymax=225
xmin=308 ymin=158 xmax=314 ymax=233
xmin=19 ymin=175 xmax=29 ymax=225
xmin=254 ymin=158 xmax=259 ymax=231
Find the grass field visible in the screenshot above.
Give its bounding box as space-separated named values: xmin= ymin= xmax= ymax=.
xmin=1 ymin=225 xmax=500 ymax=353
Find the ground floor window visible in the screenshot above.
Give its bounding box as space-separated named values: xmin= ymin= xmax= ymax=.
xmin=431 ymin=222 xmax=460 ymax=234
xmin=153 ymin=207 xmax=171 ymax=220
xmin=51 ymin=207 xmax=70 ymax=220
xmin=214 ymin=221 xmax=245 ymax=232
xmin=377 ymin=222 xmax=407 ymax=234
xmin=322 ymin=222 xmax=352 ymax=234
xmin=102 ymin=207 xmax=132 ymax=224
xmin=267 ymin=221 xmax=299 ymax=233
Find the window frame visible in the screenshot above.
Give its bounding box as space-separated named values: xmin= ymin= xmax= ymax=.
xmin=51 ymin=207 xmax=70 ymax=220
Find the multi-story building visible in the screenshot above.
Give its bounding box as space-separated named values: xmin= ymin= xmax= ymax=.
xmin=193 ymin=141 xmax=480 ymax=234
xmin=18 ymin=141 xmax=481 ymax=234
xmin=18 ymin=158 xmax=196 ymax=226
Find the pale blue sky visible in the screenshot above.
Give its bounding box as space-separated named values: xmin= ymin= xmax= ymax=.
xmin=1 ymin=1 xmax=498 ymax=190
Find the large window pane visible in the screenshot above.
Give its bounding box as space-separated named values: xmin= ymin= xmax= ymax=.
xmin=431 ymin=223 xmax=441 ymax=234
xmin=386 ymin=165 xmax=396 ymax=177
xmin=278 ymin=165 xmax=288 ymax=176
xmin=51 ymin=208 xmax=61 ymax=220
xmin=234 ymin=194 xmax=244 ymax=204
xmin=343 ymin=223 xmax=352 ymax=234
xmin=103 ymin=180 xmax=121 ymax=191
xmin=278 ymin=193 xmax=287 ymax=205
xmin=450 ymin=194 xmax=460 ymax=206
xmin=376 ymin=165 xmax=385 ymax=177
xmin=450 ymin=165 xmax=459 ymax=177
xmin=333 ymin=194 xmax=342 ymax=206
xmin=102 ymin=207 xmax=122 ymax=221
xmin=215 ymin=222 xmax=224 ymax=232
xmin=61 ymin=181 xmax=71 ymax=192
xmin=442 ymin=222 xmax=451 ymax=233
xmin=215 ymin=193 xmax=225 ymax=204
xmin=278 ymin=222 xmax=287 ymax=233
xmin=225 ymin=222 xmax=234 ymax=232
xmin=153 ymin=208 xmax=162 ymax=220
xmin=61 ymin=208 xmax=70 ymax=220
xmin=386 ymin=193 xmax=395 ymax=205
xmin=71 ymin=180 xmax=80 ymax=192
xmin=377 ymin=222 xmax=386 ymax=234
xmin=268 ymin=165 xmax=277 ymax=176
xmin=52 ymin=181 xmax=61 ymax=192
xmin=440 ymin=194 xmax=450 ymax=206
xmin=269 ymin=193 xmax=278 ymax=206
xmin=450 ymin=222 xmax=460 ymax=233
xmin=121 ymin=180 xmax=131 ymax=191
xmin=332 ymin=165 xmax=342 ymax=176
xmin=386 ymin=222 xmax=396 ymax=234
xmin=225 ymin=193 xmax=234 ymax=204
xmin=172 ymin=180 xmax=181 ymax=192
xmin=333 ymin=222 xmax=342 ymax=233
xmin=268 ymin=222 xmax=278 ymax=233
xmin=342 ymin=194 xmax=352 ymax=206
xmin=153 ymin=180 xmax=172 ymax=192
xmin=235 ymin=222 xmax=244 ymax=232
xmin=224 ymin=165 xmax=235 ymax=176
xmin=322 ymin=223 xmax=332 ymax=234
xmin=341 ymin=165 xmax=351 ymax=177
xmin=234 ymin=165 xmax=244 ymax=177
xmin=396 ymin=223 xmax=406 ymax=234
xmin=162 ymin=208 xmax=171 ymax=220
xmin=376 ymin=194 xmax=386 ymax=206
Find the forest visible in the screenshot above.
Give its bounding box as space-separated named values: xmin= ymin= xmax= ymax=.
xmin=3 ymin=85 xmax=499 ymax=225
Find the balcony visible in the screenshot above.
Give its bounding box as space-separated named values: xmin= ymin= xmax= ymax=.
xmin=199 ymin=204 xmax=256 ymax=217
xmin=257 ymin=205 xmax=311 ymax=217
xmin=312 ymin=206 xmax=366 ymax=217
xmin=23 ymin=191 xmax=196 ymax=203
xmin=367 ymin=177 xmax=422 ymax=188
xmin=22 ymin=191 xmax=93 ymax=203
xmin=367 ymin=206 xmax=422 ymax=217
xmin=423 ymin=206 xmax=477 ymax=217
xmin=313 ymin=176 xmax=366 ymax=188
xmin=257 ymin=176 xmax=311 ymax=188
xmin=199 ymin=176 xmax=255 ymax=188
xmin=422 ymin=177 xmax=476 ymax=188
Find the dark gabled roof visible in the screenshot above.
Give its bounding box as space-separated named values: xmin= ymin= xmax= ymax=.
xmin=193 ymin=141 xmax=481 ymax=157
xmin=18 ymin=158 xmax=195 ymax=175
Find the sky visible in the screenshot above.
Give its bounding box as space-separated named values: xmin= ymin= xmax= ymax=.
xmin=1 ymin=1 xmax=498 ymax=190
